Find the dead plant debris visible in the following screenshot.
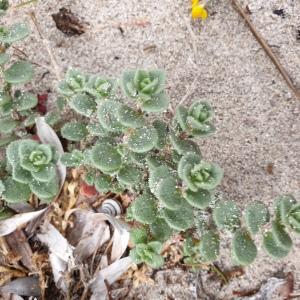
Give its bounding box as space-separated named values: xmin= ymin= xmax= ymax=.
xmin=52 ymin=8 xmax=86 ymax=36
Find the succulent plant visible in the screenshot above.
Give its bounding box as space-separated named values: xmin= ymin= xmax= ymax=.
xmin=0 ymin=11 xmax=58 ymax=148
xmin=2 ymin=139 xmax=59 ymax=202
xmin=130 ymin=240 xmax=164 ymax=269
xmin=56 ymin=68 xmax=299 ymax=269
xmin=175 ymin=101 xmax=215 ymax=137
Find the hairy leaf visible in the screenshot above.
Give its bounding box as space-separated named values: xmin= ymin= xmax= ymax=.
xmin=132 ymin=193 xmax=157 ymax=224
xmin=2 ymin=177 xmax=31 ymax=203
xmin=263 ymin=232 xmax=290 ymax=259
xmin=69 ymin=93 xmax=96 ymax=117
xmin=162 ymin=203 xmax=193 ymax=231
xmin=184 ymin=189 xmax=211 ymax=209
xmin=232 ymin=229 xmax=257 ymax=265
xmin=91 ymin=144 xmax=122 ymax=173
xmin=4 ymin=61 xmax=33 ymax=84
xmin=213 ymin=200 xmax=241 ymax=232
xmin=61 ymin=122 xmax=88 ymax=141
xmin=117 ymin=105 xmax=145 ymax=128
xmin=127 ymin=126 xmax=158 ymax=153
xmin=244 ymin=201 xmax=270 ymax=235
xmin=200 ymin=230 xmax=220 ymax=262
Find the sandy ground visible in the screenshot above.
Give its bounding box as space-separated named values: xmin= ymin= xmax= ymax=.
xmin=4 ymin=0 xmax=300 ymax=298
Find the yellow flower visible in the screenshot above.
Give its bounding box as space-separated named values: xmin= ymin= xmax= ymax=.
xmin=191 ymin=0 xmax=208 ymax=20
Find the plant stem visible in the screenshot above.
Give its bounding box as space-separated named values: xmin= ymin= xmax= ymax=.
xmin=15 ymin=0 xmax=38 ymax=8
xmin=210 ymin=263 xmax=229 ymax=284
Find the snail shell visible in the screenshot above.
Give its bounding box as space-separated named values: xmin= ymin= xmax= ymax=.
xmin=99 ymin=199 xmax=122 ymax=216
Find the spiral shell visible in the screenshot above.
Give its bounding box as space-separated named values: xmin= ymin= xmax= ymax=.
xmin=99 ymin=199 xmax=122 ymax=216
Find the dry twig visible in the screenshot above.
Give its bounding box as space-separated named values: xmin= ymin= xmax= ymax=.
xmin=231 ymin=0 xmax=300 ymax=100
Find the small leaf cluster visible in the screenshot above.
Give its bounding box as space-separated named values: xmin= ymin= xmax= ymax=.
xmin=0 ymin=10 xmax=42 ymax=147
xmin=0 ymin=139 xmax=59 ymax=203
xmin=129 ymin=227 xmax=164 ymax=268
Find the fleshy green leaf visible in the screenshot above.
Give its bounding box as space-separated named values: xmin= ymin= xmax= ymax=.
xmin=141 ymin=92 xmax=169 ymax=113
xmin=148 ymin=165 xmax=173 ymax=195
xmin=117 ymin=164 xmax=142 ymax=187
xmin=129 ymin=248 xmax=144 ymax=264
xmin=0 ymin=117 xmax=18 ymax=134
xmin=91 ymin=143 xmax=122 ymax=173
xmin=86 ymin=77 xmax=117 ymax=98
xmin=271 ymin=221 xmax=292 ymax=250
xmin=6 ymin=140 xmax=21 ymax=166
xmin=157 ymin=177 xmax=184 ymax=210
xmin=132 ymin=192 xmax=157 ymax=224
xmin=184 ymin=189 xmax=211 ymax=209
xmin=263 ymin=232 xmax=290 ymax=259
xmin=182 ymin=161 xmax=223 ymax=191
xmin=0 ymin=23 xmax=30 ymax=43
xmin=121 ymin=69 xmax=165 ymax=100
xmin=61 ymin=122 xmax=88 ymax=141
xmin=213 ymin=200 xmax=241 ymax=232
xmin=97 ymin=100 xmax=124 ymax=132
xmin=244 ymin=201 xmax=270 ymax=235
xmin=185 ymin=101 xmax=216 ymax=137
xmin=0 ymin=136 xmax=16 ymax=148
xmin=83 ymin=170 xmax=96 ymax=186
xmin=175 ymin=105 xmax=188 ymax=131
xmin=200 ymin=231 xmax=220 ymax=262
xmin=145 ymin=154 xmax=163 ymax=170
xmin=94 ymin=174 xmax=113 ymax=193
xmin=130 ymin=228 xmax=148 ymax=245
xmin=178 ymin=153 xmax=201 ymax=180
xmin=14 ymin=92 xmax=38 ymax=111
xmin=288 ymin=204 xmax=300 ymax=233
xmin=29 ymin=177 xmax=59 ymax=199
xmin=87 ymin=123 xmax=108 ymax=136
xmin=2 ymin=177 xmax=31 ymax=203
xmin=127 ymin=126 xmax=158 ymax=153
xmin=194 ymin=210 xmax=210 ymax=235
xmin=61 ymin=150 xmax=84 ymax=167
xmin=69 ymin=93 xmax=96 ymax=117
xmin=162 ymin=203 xmax=193 ymax=231
xmin=275 ymin=195 xmax=296 ymax=225
xmin=170 ymin=134 xmax=201 ymax=156
xmin=152 ymin=120 xmax=168 ymax=149
xmin=4 ymin=61 xmax=33 ymax=84
xmin=117 ymin=105 xmax=145 ymax=128
xmin=150 ymin=218 xmax=173 ymax=242
xmin=45 ymin=111 xmax=60 ymax=127
xmin=31 ymin=163 xmax=56 ymax=182
xmin=12 ymin=162 xmax=32 ymax=184
xmin=232 ymin=229 xmax=257 ymax=266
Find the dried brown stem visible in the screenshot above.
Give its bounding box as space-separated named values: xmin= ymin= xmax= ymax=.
xmin=231 ymin=0 xmax=300 ymax=100
xmin=28 ymin=11 xmax=63 ymax=81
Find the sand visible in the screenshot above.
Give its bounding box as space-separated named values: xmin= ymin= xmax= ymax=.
xmin=4 ymin=0 xmax=300 ymax=298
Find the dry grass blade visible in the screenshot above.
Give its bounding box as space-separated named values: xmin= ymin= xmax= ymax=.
xmin=0 ymin=276 xmax=40 ymax=297
xmin=37 ymin=223 xmax=75 ymax=294
xmin=231 ymin=0 xmax=300 ymax=100
xmin=0 ymin=208 xmax=47 ymax=237
xmin=5 ymin=230 xmax=34 ymax=271
xmin=89 ymin=257 xmax=133 ymax=300
xmin=28 ymin=11 xmax=62 ymax=80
